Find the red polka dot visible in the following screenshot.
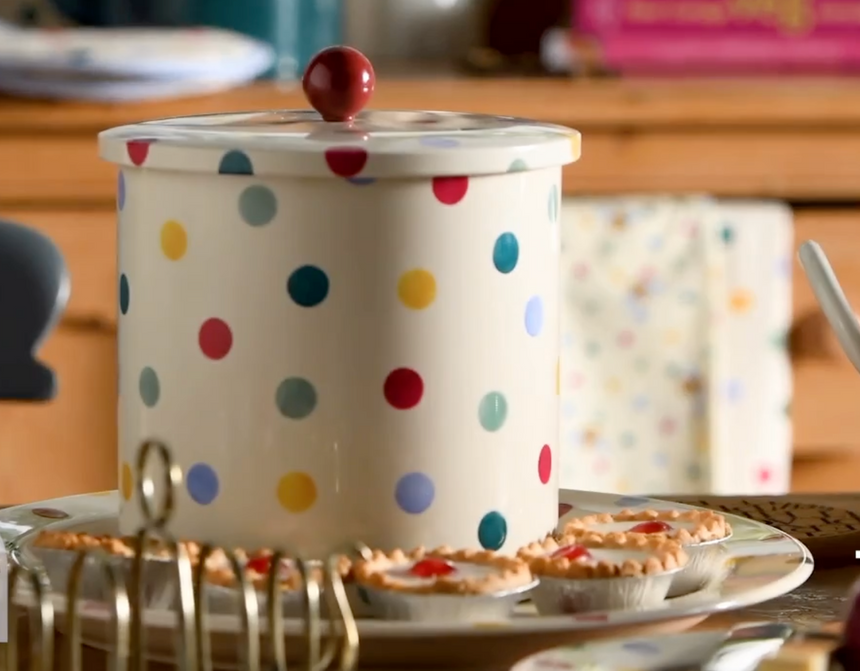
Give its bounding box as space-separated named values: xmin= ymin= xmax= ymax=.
xmin=432 ymin=176 xmax=469 ymax=205
xmin=199 ymin=318 xmax=233 ymax=360
xmin=538 ymin=445 xmax=552 ymax=484
xmin=126 ymin=140 xmax=152 ymax=166
xmin=617 ymin=330 xmax=635 ymax=348
xmin=325 ymin=147 xmax=368 ymax=177
xmin=383 ymin=368 xmax=424 ymax=410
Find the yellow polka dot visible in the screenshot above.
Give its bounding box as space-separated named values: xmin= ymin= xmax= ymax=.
xmin=397 ymin=269 xmax=436 ymax=310
xmin=615 ymin=478 xmax=630 ymax=493
xmin=695 ymin=428 xmax=710 ymax=454
xmin=121 ymin=462 xmax=133 ymax=501
xmin=160 ymin=220 xmax=188 ymax=260
xmin=663 ymin=329 xmax=682 ymax=346
xmin=605 ymin=377 xmax=622 ymax=394
xmin=277 ymin=472 xmax=317 ymax=513
xmin=729 ymin=288 xmax=754 ymax=313
xmin=609 ymin=268 xmax=627 ymax=288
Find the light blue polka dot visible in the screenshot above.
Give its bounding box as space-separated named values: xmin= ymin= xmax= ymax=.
xmin=632 ymin=394 xmax=650 ymax=411
xmin=395 ymin=472 xmax=435 ymax=514
xmin=492 ymin=232 xmax=519 ymax=274
xmin=117 ymin=171 xmax=125 ymax=211
xmin=477 ymin=511 xmax=507 ymax=550
xmin=724 ymin=378 xmax=744 ymax=402
xmin=614 ymin=496 xmax=650 ymax=508
xmin=622 ymin=641 xmax=661 ymax=655
xmin=420 ymin=136 xmax=459 ymax=148
xmin=525 ymin=296 xmax=544 ymax=337
xmin=653 ymin=453 xmax=669 ymax=468
xmin=239 ymin=185 xmax=277 ymax=226
xmin=187 ymin=463 xmax=219 ymax=505
xmin=508 ymin=159 xmax=528 ymax=172
xmin=548 ymin=184 xmax=560 ymax=222
xmin=276 ymin=377 xmax=317 ymax=419
xmin=219 ymin=150 xmax=254 ymax=175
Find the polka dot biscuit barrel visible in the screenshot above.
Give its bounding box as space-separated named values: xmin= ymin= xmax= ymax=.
xmin=100 ymin=47 xmax=581 ymax=557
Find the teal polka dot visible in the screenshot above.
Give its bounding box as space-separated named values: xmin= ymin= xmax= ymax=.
xmin=219 ymin=150 xmax=253 ymax=175
xmin=139 ymin=366 xmax=159 ymax=407
xmin=508 ymin=159 xmax=528 ymax=172
xmin=478 ymin=392 xmax=508 ymax=431
xmin=276 ymin=377 xmax=317 ymax=419
xmin=239 ymin=185 xmax=277 ymax=226
xmin=492 ymin=233 xmax=519 ymax=274
xmin=288 ymin=265 xmax=329 ymax=307
xmin=119 ymin=274 xmax=130 ymax=315
xmin=548 ymin=184 xmax=560 ymax=222
xmin=585 ymin=341 xmax=601 ymax=357
xmin=478 ymin=511 xmax=507 ymax=550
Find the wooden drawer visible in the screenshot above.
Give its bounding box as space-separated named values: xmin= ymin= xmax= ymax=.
xmin=792 ymin=208 xmax=860 ymax=458
xmin=0 ymin=325 xmax=117 ymax=503
xmin=793 ymin=453 xmax=860 ymax=492
xmin=0 ymin=208 xmax=116 ymax=325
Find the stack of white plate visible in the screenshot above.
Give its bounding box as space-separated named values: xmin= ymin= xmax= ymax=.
xmin=0 ymin=21 xmax=275 ymax=101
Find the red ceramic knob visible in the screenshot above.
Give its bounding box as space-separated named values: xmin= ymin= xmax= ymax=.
xmin=303 ymin=46 xmax=375 ymax=122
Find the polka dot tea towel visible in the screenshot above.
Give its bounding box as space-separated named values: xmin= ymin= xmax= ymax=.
xmin=559 ymin=197 xmax=792 ymax=496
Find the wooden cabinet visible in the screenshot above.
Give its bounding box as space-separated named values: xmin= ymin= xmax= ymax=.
xmin=3 ymin=78 xmax=860 ymax=499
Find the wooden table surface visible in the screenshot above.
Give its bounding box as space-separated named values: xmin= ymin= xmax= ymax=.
xmin=3 ymin=492 xmax=858 ymax=669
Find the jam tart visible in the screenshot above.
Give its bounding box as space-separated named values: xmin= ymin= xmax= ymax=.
xmin=562 ymin=508 xmax=731 ymax=546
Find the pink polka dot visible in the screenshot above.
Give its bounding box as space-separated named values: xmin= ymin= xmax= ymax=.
xmin=432 ymin=176 xmax=469 ymax=205
xmin=384 ymin=368 xmax=424 ymax=410
xmin=199 ymin=318 xmax=233 ymax=360
xmin=568 ymin=372 xmax=585 ymax=389
xmin=617 ymin=330 xmax=635 ymax=348
xmin=538 ymin=445 xmax=552 ymax=484
xmin=659 ymin=417 xmax=677 ymax=435
xmin=325 ymin=147 xmax=368 ymax=178
xmin=126 ymin=140 xmax=151 ymax=166
xmin=573 ymin=263 xmax=589 ymax=280
xmin=757 ymin=465 xmax=774 ymax=484
xmin=593 ymin=457 xmax=611 ymax=475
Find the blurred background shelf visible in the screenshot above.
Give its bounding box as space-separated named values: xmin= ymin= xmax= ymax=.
xmin=3 ymin=75 xmax=860 ymax=498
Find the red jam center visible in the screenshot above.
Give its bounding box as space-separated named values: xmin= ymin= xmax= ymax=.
xmin=551 ymin=545 xmax=592 ymax=560
xmin=246 ymin=556 xmax=273 ymax=574
xmin=629 ymin=521 xmax=673 ymax=534
xmin=409 ymin=558 xmax=457 ymax=578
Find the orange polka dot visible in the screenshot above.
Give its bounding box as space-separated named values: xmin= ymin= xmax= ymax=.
xmin=277 ymin=472 xmax=317 ymax=513
xmin=160 ymin=220 xmax=188 ymax=260
xmin=729 ymin=289 xmax=755 ymax=313
xmin=121 ymin=462 xmax=133 ymax=501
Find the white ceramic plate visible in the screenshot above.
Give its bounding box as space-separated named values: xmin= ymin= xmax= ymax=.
xmin=511 ymin=629 xmax=786 ymax=671
xmin=2 ymin=489 xmax=813 ymax=668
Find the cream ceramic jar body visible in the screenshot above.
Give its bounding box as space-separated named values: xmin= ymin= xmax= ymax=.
xmin=116 ymin=163 xmax=563 ymax=556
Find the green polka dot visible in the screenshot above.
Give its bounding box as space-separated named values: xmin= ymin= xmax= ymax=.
xmin=239 ymin=185 xmax=277 ymax=226
xmin=478 ymin=511 xmax=507 ymax=550
xmin=508 ymin=159 xmax=528 ymax=172
xmin=139 ymin=367 xmax=160 ymax=407
xmin=585 ymin=341 xmax=601 ymax=358
xmin=633 ymin=357 xmax=649 ymax=373
xmin=478 ymin=392 xmax=508 ymax=432
xmin=276 ymin=377 xmax=317 ymax=419
xmin=771 ymin=330 xmax=788 ymax=349
xmin=721 ymin=226 xmax=734 ymax=244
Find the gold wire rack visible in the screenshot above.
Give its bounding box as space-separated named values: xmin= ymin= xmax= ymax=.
xmin=5 ymin=439 xmax=362 ymax=671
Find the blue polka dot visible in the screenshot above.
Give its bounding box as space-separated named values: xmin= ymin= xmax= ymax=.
xmin=493 ymin=233 xmax=519 ymax=274
xmin=508 ymin=159 xmax=528 ymax=172
xmin=275 ymin=377 xmax=317 ymax=419
xmin=348 ymin=177 xmax=377 ymax=186
xmin=395 ymin=472 xmax=435 ymax=514
xmin=525 ymin=296 xmax=544 ymax=336
xmin=478 ymin=511 xmax=507 ymax=550
xmin=239 ymin=185 xmax=277 ymax=226
xmin=724 ymin=378 xmax=744 ymax=402
xmin=653 ymin=453 xmax=669 ymax=468
xmin=117 ymin=171 xmax=125 ymax=211
xmin=288 ymin=265 xmax=329 ymax=307
xmin=613 ymin=496 xmax=650 ymax=508
xmin=420 ymin=136 xmax=459 ymax=148
xmin=219 ymin=150 xmax=254 ymax=175
xmin=187 ymin=463 xmax=219 ymax=505
xmin=119 ymin=274 xmax=130 ymax=315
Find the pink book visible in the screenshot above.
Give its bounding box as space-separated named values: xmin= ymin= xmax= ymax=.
xmin=574 ymin=0 xmax=860 ymax=72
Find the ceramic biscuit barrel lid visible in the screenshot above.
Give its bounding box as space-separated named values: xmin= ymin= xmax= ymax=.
xmin=99 ymin=47 xmax=581 ymax=557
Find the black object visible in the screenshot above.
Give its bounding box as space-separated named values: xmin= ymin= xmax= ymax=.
xmin=0 ymin=219 xmax=69 ymax=401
